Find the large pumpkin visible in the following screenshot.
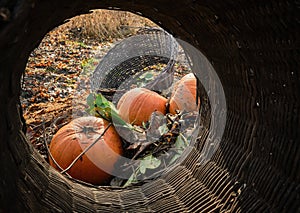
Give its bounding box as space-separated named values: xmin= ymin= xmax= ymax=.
xmin=169 ymin=73 xmax=199 ymax=114
xmin=117 ymin=88 xmax=167 ymax=125
xmin=49 ymin=116 xmax=123 ymax=185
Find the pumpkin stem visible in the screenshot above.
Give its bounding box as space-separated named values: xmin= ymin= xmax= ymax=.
xmin=59 ymin=122 xmax=113 ymax=175
xmin=81 ymin=126 xmax=96 ymax=134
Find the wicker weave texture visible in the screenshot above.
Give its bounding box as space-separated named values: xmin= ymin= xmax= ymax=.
xmin=0 ymin=0 xmax=298 ymax=212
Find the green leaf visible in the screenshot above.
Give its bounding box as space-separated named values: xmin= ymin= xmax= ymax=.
xmin=169 ymin=153 xmax=181 ymax=165
xmin=158 ymin=123 xmax=168 ymax=135
xmin=168 ymin=134 xmax=189 ymax=165
xmin=123 ymin=172 xmax=138 ymax=187
xmin=86 ymin=93 xmax=95 ymax=108
xmin=86 ymin=92 xmax=136 ymax=131
xmin=175 ymin=134 xmax=188 ymax=152
xmin=139 ymin=155 xmax=161 ymax=174
xmin=94 ymin=106 xmax=111 ymax=121
xmin=144 ymin=72 xmax=154 ymax=80
xmin=95 ymin=93 xmax=110 ymax=108
xmin=86 ymin=106 xmax=95 ymax=115
xmin=139 ymin=164 xmax=147 ymax=174
xmin=111 ymin=110 xmax=132 ymax=129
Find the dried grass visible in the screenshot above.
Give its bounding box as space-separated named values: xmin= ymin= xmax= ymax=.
xmin=60 ymin=9 xmax=157 ymax=42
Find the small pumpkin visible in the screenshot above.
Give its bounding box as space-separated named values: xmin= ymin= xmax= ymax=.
xmin=49 ymin=116 xmax=123 ymax=185
xmin=169 ymin=73 xmax=199 ymax=114
xmin=117 ymin=88 xmax=167 ymax=125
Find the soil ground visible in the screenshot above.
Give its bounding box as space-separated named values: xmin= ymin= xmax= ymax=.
xmin=21 ymin=26 xmax=117 ymax=158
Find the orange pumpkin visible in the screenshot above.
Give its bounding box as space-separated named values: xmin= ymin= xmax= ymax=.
xmin=117 ymin=88 xmax=167 ymax=125
xmin=49 ymin=116 xmax=123 ymax=185
xmin=169 ymin=73 xmax=199 ymax=114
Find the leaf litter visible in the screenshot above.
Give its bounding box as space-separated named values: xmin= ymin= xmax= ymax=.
xmin=21 ymin=26 xmax=116 ymax=160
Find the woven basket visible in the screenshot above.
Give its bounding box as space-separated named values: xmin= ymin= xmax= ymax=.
xmin=91 ymin=28 xmax=179 ymax=96
xmin=0 ymin=0 xmax=298 ymax=212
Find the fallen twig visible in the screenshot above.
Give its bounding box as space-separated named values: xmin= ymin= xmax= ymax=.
xmin=60 ymin=122 xmax=112 ymax=174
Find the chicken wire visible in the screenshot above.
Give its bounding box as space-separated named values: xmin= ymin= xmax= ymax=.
xmin=90 ymin=28 xmax=180 ymax=98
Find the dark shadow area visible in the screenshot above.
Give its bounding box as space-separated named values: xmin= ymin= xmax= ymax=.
xmin=0 ymin=0 xmax=298 ymax=212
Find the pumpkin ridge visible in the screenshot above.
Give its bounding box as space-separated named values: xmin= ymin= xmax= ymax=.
xmin=169 ymin=73 xmax=198 ymax=114
xmin=117 ymin=88 xmax=167 ymax=126
xmin=128 ymin=89 xmax=143 ymax=123
xmin=49 ymin=116 xmax=123 ymax=185
xmin=131 ymin=89 xmax=149 ymax=124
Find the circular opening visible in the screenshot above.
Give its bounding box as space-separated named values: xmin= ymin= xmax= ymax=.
xmin=20 ymin=9 xmax=225 ymax=188
xmin=21 ymin=9 xmax=157 ymax=162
